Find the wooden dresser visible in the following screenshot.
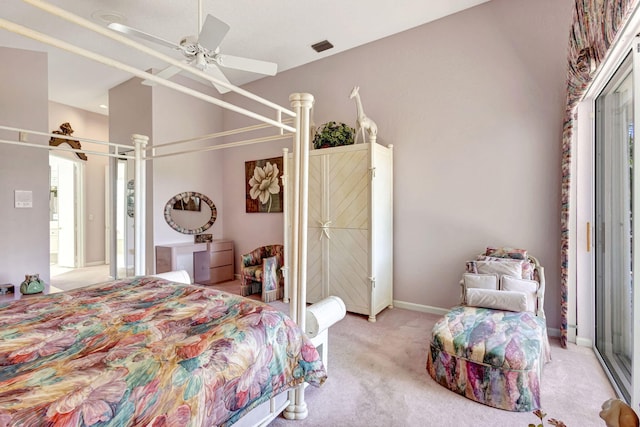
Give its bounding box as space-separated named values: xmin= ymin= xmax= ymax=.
xmin=193 ymin=240 xmax=235 ymax=284
xmin=156 ymin=240 xmax=235 ymax=285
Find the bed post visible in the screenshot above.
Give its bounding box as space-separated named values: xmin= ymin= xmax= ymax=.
xmin=285 ymin=93 xmax=314 ymax=421
xmin=133 ymin=134 xmax=148 ymax=276
xmin=282 ymin=147 xmax=290 ymax=303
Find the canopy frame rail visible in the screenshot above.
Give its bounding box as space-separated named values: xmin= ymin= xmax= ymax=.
xmin=148 ymin=118 xmax=295 ymax=156
xmin=2 ymin=1 xmax=316 ymax=418
xmin=7 ymin=0 xmax=296 ymax=121
xmin=0 ymin=16 xmax=295 ymax=133
xmin=149 ymin=133 xmax=293 ymax=160
xmin=0 ymin=125 xmax=135 ymax=160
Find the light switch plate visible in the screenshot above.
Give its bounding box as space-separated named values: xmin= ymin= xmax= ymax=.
xmin=14 ymin=190 xmax=33 ymax=208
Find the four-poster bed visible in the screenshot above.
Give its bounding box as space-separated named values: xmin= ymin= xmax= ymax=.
xmin=0 ymin=1 xmax=323 ymax=425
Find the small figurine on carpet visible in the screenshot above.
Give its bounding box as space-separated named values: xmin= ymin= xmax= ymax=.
xmin=600 ymin=398 xmax=639 ymax=427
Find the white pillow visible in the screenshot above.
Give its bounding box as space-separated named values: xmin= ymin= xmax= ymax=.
xmin=501 ymin=275 xmax=538 ymax=313
xmin=476 ymin=259 xmax=523 ymax=280
xmin=466 ymin=288 xmax=528 ymax=312
xmin=461 ymin=273 xmax=498 ymax=304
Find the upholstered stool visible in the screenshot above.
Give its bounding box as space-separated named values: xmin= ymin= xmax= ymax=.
xmin=426 ymin=306 xmax=550 ymax=412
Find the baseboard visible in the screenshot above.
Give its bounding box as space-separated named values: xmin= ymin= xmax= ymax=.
xmin=575 ymin=336 xmax=593 ymax=347
xmin=84 ymin=261 xmax=106 ymax=267
xmin=394 ymin=300 xmax=565 ymax=339
xmin=547 ymin=327 xmax=561 ymax=337
xmin=392 ymin=300 xmax=449 ymax=316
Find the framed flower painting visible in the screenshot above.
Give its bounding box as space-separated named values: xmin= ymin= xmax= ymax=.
xmin=245 ymin=156 xmax=284 ymax=213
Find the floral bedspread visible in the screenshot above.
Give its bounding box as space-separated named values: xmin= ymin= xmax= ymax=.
xmin=0 ymin=277 xmax=326 ymax=426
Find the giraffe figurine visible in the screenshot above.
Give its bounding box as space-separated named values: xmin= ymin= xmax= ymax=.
xmin=349 ymin=86 xmax=378 ymax=143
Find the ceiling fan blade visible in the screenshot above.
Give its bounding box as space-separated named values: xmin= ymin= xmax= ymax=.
xmin=141 ymin=65 xmax=183 ymax=86
xmin=198 ymin=14 xmax=230 ymax=51
xmin=108 ymin=22 xmax=182 ymax=51
xmin=206 ymin=64 xmax=232 ymax=94
xmin=216 ymin=54 xmax=278 ymax=76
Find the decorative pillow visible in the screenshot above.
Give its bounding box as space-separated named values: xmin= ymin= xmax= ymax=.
xmin=465 ymin=288 xmax=528 ymax=312
xmin=501 ymin=275 xmax=538 ymax=313
xmin=485 ymin=247 xmax=528 ymax=260
xmin=521 ymin=260 xmax=535 ymax=281
xmin=461 ymin=273 xmax=498 ymax=304
xmin=476 ymin=255 xmax=534 ymax=280
xmin=476 ymin=259 xmax=523 ymax=280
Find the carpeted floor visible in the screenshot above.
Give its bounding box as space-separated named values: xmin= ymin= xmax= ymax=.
xmin=269 ymin=305 xmax=617 ymax=427
xmin=47 ymin=267 xmax=618 ymax=426
xmin=50 ymin=264 xmax=113 ymax=291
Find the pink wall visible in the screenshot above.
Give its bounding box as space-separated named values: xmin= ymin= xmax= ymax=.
xmin=150 ymin=75 xmax=224 ymax=247
xmin=109 ymin=74 xmax=224 ymax=277
xmin=223 ymin=0 xmax=573 ymax=330
xmin=0 ymin=47 xmax=50 ymax=286
xmin=0 ymin=0 xmax=574 ymax=331
xmin=49 ymin=102 xmax=109 ymax=265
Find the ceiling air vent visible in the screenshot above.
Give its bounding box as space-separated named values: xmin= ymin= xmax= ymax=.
xmin=311 ymin=40 xmax=334 ymax=53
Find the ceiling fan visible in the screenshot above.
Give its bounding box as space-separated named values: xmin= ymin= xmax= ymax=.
xmin=107 ymin=1 xmax=277 ymax=93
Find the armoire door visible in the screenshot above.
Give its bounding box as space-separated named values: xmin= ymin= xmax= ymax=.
xmin=306 ymin=153 xmax=324 ymax=303
xmin=327 ymin=227 xmax=370 ymax=315
xmin=325 ymin=148 xmax=370 ymax=313
xmin=327 ymin=147 xmax=369 ymax=230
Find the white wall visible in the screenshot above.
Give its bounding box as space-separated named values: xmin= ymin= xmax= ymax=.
xmin=0 ymin=47 xmax=50 ymax=285
xmin=223 ymin=0 xmax=573 ymax=330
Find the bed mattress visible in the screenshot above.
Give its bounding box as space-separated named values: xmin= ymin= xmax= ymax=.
xmin=0 ymin=276 xmax=326 ymax=426
xmin=426 ymin=305 xmax=550 ymax=412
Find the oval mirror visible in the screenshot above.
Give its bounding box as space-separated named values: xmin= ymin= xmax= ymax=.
xmin=164 ymin=191 xmax=217 ymax=234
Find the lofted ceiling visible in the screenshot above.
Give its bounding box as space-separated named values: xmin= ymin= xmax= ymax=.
xmin=1 ymin=0 xmax=490 ymax=115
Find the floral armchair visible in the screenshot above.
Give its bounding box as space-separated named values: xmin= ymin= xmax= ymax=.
xmin=240 ymin=244 xmax=284 ymax=302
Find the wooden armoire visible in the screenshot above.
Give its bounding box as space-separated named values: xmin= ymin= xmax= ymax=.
xmin=285 ymin=142 xmax=393 ymax=321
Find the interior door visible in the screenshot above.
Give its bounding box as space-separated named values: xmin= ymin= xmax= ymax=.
xmin=52 ymin=155 xmax=77 ymax=268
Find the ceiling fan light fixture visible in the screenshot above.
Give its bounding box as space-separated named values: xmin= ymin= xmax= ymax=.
xmin=91 ymin=10 xmax=126 ymax=25
xmin=311 ymin=40 xmax=334 ymax=53
xmin=195 ymin=52 xmax=208 ymax=70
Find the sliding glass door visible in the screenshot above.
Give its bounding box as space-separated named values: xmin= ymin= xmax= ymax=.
xmin=594 ymin=52 xmax=635 ymax=402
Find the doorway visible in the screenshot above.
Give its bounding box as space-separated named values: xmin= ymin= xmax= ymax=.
xmin=49 ymin=154 xmax=83 ymax=272
xmin=114 ymin=157 xmax=134 ymax=278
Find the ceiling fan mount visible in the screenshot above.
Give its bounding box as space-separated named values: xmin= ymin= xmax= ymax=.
xmin=107 ymin=3 xmax=277 ymax=93
xmin=178 ymin=36 xmax=228 ymax=70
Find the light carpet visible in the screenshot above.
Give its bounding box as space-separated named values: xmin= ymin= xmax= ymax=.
xmin=269 ymin=304 xmax=616 ymax=427
xmin=50 ymin=264 xmax=113 ymax=291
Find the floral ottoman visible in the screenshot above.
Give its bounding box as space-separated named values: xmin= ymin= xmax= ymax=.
xmin=426 ymin=306 xmax=551 ymax=412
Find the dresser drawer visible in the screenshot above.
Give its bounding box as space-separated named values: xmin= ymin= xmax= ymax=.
xmin=155 ymin=247 xmax=173 ymax=273
xmin=209 ymin=240 xmax=233 ymax=252
xmin=210 ymin=264 xmax=234 ymax=284
xmin=193 ymin=251 xmax=210 ymax=284
xmin=210 ymin=249 xmax=233 ymax=267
